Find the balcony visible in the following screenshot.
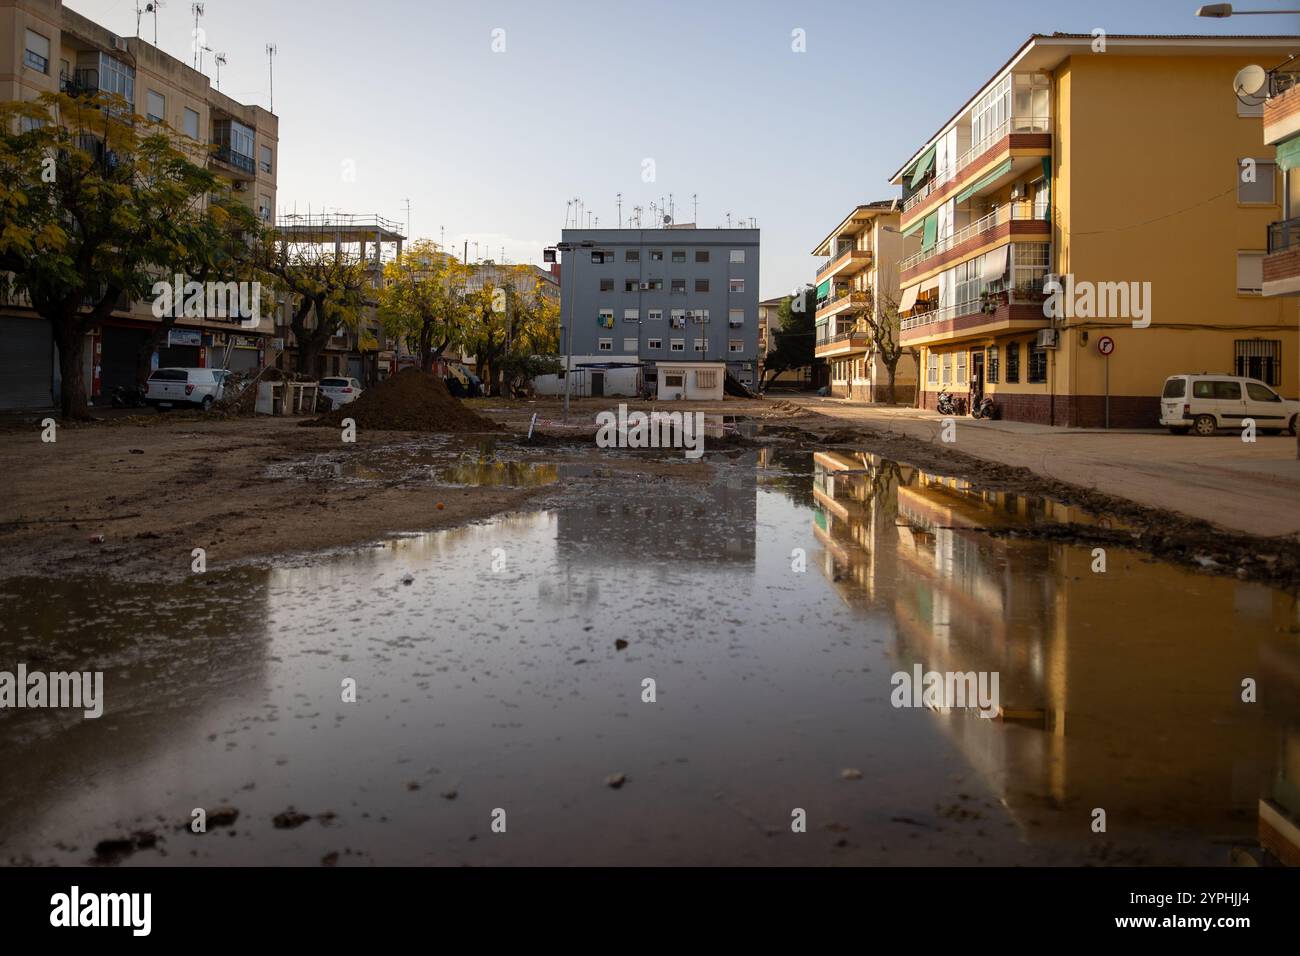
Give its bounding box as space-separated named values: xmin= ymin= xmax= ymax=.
xmin=815 ymin=288 xmax=870 ymax=320
xmin=816 ymin=322 xmax=872 ymax=358
xmin=815 ymin=244 xmax=873 ymax=281
xmin=1265 ymin=68 xmax=1300 ymax=146
xmin=59 ymin=68 xmax=100 ymax=96
xmin=901 ymin=115 xmax=1051 ymax=218
xmin=1263 ymin=216 xmax=1300 ymax=297
xmin=899 ymin=285 xmax=1049 ymax=346
xmin=212 ymin=146 xmax=256 ymax=176
xmin=900 ymin=204 xmax=1049 ymax=281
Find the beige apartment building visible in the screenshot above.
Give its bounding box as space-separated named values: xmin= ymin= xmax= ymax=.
xmin=812 ymin=201 xmax=917 ymax=403
xmin=0 ymin=0 xmax=278 ymax=408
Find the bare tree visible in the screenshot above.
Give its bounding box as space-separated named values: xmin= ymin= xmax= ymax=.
xmin=860 ymin=291 xmax=918 ymax=405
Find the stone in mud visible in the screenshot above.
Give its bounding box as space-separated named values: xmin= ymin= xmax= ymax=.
xmin=209 ymin=806 xmax=239 ymax=827
xmin=841 ymin=768 xmax=863 ymax=781
xmin=273 ymin=808 xmax=311 ymax=829
xmin=615 ymin=639 xmax=628 ymax=650
xmin=604 ymin=773 xmax=626 ymax=789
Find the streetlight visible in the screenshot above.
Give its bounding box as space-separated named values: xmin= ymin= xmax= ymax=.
xmin=1195 ymin=3 xmax=1300 ymax=15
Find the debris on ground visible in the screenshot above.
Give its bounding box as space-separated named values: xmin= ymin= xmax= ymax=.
xmin=842 ymin=768 xmax=863 ymax=781
xmin=303 ymin=368 xmax=500 ymax=433
xmin=604 ymin=773 xmax=627 ymax=789
xmin=272 ymin=808 xmax=312 ymax=829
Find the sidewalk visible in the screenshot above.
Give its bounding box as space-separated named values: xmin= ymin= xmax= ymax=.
xmin=788 ymin=396 xmax=1300 ymax=538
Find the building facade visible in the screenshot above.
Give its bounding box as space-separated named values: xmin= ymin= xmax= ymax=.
xmin=557 ymin=227 xmax=760 ymax=396
xmin=812 ymin=201 xmax=918 ymax=403
xmin=891 ymin=34 xmax=1297 ymax=426
xmin=0 ymin=0 xmax=278 ymax=409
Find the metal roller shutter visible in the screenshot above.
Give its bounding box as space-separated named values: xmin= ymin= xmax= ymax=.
xmin=0 ymin=317 xmax=54 ymax=409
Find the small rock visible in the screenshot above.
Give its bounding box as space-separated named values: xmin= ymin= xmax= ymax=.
xmin=615 ymin=639 xmax=628 ymax=651
xmin=321 ymin=852 xmax=339 ymax=866
xmin=841 ymin=768 xmax=863 ymax=781
xmin=272 ymin=809 xmax=311 ymax=829
xmin=441 ymin=789 xmax=458 ymax=800
xmin=604 ymin=773 xmax=626 ymax=789
xmin=129 ymin=449 xmax=145 ymax=455
xmin=208 ymin=806 xmax=239 ymax=827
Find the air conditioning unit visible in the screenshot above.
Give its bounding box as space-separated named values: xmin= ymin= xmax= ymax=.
xmin=639 ymin=282 xmax=650 ymax=290
xmin=1037 ymin=329 xmax=1059 ymax=349
xmin=1010 ymin=183 xmax=1023 ymax=200
xmin=232 ymin=181 xmax=248 ymax=191
xmin=110 ymin=36 xmax=127 ymax=52
xmin=271 ymin=338 xmax=284 ymax=350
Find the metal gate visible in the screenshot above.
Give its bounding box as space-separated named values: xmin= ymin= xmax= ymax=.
xmin=0 ymin=317 xmax=54 ymax=409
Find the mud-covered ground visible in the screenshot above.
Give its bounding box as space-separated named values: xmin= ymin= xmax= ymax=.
xmin=2 ymin=395 xmax=1298 ymax=590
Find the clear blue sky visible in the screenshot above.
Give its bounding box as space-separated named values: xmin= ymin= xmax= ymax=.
xmin=70 ymin=0 xmax=1300 ymax=298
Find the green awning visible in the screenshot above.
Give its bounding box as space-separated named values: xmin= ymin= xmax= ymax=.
xmin=909 ymin=145 xmax=936 ymax=189
xmin=901 ymin=217 xmax=925 ymax=238
xmin=816 ymin=278 xmax=831 ymax=299
xmin=954 ymin=158 xmax=1014 ymax=204
xmin=1277 ymin=137 xmax=1300 ymax=172
xmin=921 ymin=213 xmax=937 ymax=250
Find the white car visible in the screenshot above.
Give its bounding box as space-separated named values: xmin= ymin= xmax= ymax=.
xmin=145 ymin=368 xmax=227 ymax=411
xmin=1159 ymin=374 xmax=1299 ymax=436
xmin=319 ymin=377 xmax=364 ymax=410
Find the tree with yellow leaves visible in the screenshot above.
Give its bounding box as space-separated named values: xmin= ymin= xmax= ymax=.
xmin=377 ymin=240 xmax=468 ymax=373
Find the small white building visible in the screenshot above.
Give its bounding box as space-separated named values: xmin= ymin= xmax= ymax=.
xmin=656 ymin=362 xmax=725 ymax=401
xmin=533 ymin=359 xmax=642 ymax=397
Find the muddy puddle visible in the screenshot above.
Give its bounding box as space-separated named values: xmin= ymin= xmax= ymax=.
xmin=1 ymin=447 xmax=1297 ymax=865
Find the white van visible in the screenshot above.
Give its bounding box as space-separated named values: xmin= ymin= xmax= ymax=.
xmin=145 ymin=368 xmax=227 ymax=411
xmin=1159 ymin=374 xmax=1299 ymax=436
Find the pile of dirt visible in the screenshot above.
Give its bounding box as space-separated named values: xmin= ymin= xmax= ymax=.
xmin=302 ymin=368 xmax=500 ymax=433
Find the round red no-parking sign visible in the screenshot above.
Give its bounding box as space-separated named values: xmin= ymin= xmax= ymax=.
xmin=1097 ymin=335 xmax=1115 ymax=356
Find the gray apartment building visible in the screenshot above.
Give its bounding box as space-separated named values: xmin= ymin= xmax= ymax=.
xmin=557 ymin=227 xmax=760 ymax=394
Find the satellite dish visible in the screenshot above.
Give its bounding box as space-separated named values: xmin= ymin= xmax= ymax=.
xmin=1234 ymin=64 xmax=1268 ymax=106
xmin=663 ymin=215 xmax=672 ymax=224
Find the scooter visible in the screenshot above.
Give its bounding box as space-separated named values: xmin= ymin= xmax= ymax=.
xmin=111 ymin=383 xmax=147 ymax=408
xmin=971 ymin=396 xmax=997 ymax=420
xmin=936 ymin=389 xmax=958 ymax=415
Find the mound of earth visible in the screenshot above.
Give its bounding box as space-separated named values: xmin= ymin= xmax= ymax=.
xmin=302 ymin=368 xmax=499 ymax=432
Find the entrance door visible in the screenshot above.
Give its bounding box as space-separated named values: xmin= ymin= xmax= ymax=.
xmin=970 ymin=350 xmax=985 ymax=399
xmin=591 ymin=371 xmax=605 ymax=397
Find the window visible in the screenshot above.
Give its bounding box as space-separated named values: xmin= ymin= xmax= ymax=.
xmin=598 ymin=308 xmax=615 ymax=328
xmin=24 ymin=30 xmax=50 ymax=73
xmin=625 ymin=279 xmax=639 ymax=292
xmin=956 ymin=350 xmax=968 ymax=385
xmin=670 ymin=339 xmax=685 ymax=352
xmin=647 ymin=338 xmax=662 ymax=350
xmin=213 ymin=118 xmax=255 ymax=172
xmin=624 ymin=309 xmax=639 ymax=322
xmin=647 ymin=278 xmax=663 ymax=290
xmin=650 ymin=250 xmax=663 ymax=261
xmin=600 ymin=278 xmax=614 ymax=292
xmin=730 ymin=249 xmax=745 ymax=264
xmin=1013 ymin=243 xmax=1050 ymax=294
xmin=1193 ymin=380 xmax=1241 ymax=400
xmin=598 ymin=338 xmax=613 ymax=352
xmin=728 ymin=309 xmax=745 ymax=327
xmin=729 ymin=340 xmax=743 ymax=353
xmin=986 ymin=346 xmax=999 ymax=384
xmin=623 ymin=338 xmax=638 ymax=352
xmin=647 ymin=309 xmax=663 ymax=321
xmin=672 ymin=250 xmax=686 ymax=263
xmin=692 ymin=309 xmax=709 ymax=324
xmin=1247 ymin=382 xmax=1281 ymax=402
xmin=694 ymin=338 xmax=708 ymax=352
xmin=729 ymin=278 xmax=745 ymax=293
xmin=696 ymin=369 xmax=718 ymax=388
xmin=1012 ymin=73 xmax=1050 ymax=129
xmin=695 ymin=250 xmax=710 ymax=263
xmin=665 ymin=373 xmax=684 ymax=386
xmin=258 ymin=195 xmax=273 ymax=221
xmin=95 ymin=55 xmax=136 ymax=104
xmin=183 ymin=107 xmax=200 ymax=140
xmin=1235 ymin=339 xmax=1282 ymax=385
xmin=695 ymin=279 xmax=709 ymax=292
xmin=927 ymin=352 xmax=939 ymax=384
xmin=1238 ymin=160 xmax=1276 ymax=204
xmin=260 ymin=144 xmax=273 ymax=174
xmin=941 ymin=353 xmax=952 ymax=385
xmin=670 ymin=310 xmax=686 ymax=327
xmin=625 ymin=250 xmax=639 ymax=262
xmin=1005 ymin=342 xmax=1020 ymax=383
xmin=671 ymin=279 xmax=686 ymax=293
xmin=1028 ymin=344 xmax=1048 ymax=383
xmin=1237 ymin=251 xmax=1264 ymax=294
xmin=147 ymin=90 xmax=166 ymax=123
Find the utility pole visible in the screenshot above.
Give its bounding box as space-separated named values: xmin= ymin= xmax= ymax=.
xmin=692 ymin=193 xmax=698 ymax=225
xmin=403 ymin=198 xmax=411 ymax=239
xmin=266 ymin=43 xmax=277 ymax=113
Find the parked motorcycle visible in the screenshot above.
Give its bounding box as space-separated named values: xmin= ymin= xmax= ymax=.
xmin=111 ymin=384 xmax=147 ymax=409
xmin=936 ymin=389 xmax=957 ymax=415
xmin=971 ymin=396 xmax=997 ymax=420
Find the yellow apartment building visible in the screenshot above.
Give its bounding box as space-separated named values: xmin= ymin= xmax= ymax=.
xmin=812 ymin=201 xmax=919 ymax=403
xmin=0 ymin=0 xmax=278 ymax=408
xmin=890 ymin=34 xmax=1297 ymax=427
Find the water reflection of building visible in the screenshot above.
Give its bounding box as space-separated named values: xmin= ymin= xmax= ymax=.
xmin=555 ymin=452 xmax=758 ymax=567
xmin=811 ymin=449 xmax=1300 ymax=852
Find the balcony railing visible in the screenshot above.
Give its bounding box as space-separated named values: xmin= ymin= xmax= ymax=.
xmin=815 ymin=243 xmax=872 ymax=278
xmin=900 ymin=204 xmax=1046 ymax=272
xmin=1268 ymin=217 xmax=1300 ymax=254
xmin=900 ymin=285 xmax=1048 ymax=332
xmin=901 ymin=115 xmax=1051 ymax=213
xmin=213 ymin=146 xmax=256 ymax=174
xmin=815 ymin=289 xmax=870 ymax=316
xmin=59 ymin=68 xmax=100 ymax=96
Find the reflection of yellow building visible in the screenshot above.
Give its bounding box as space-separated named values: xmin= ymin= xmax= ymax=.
xmin=890 ymin=35 xmax=1298 ymax=426
xmin=811 ymin=450 xmax=1300 ymax=852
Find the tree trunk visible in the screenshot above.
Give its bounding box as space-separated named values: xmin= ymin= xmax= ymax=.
xmin=52 ymin=319 xmax=91 ymax=420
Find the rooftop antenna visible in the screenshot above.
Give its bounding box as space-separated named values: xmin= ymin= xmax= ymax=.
xmin=213 ymin=51 xmax=226 ymax=90
xmin=190 ymin=4 xmax=204 ymax=69
xmin=616 ymin=192 xmax=622 ymax=229
xmin=668 ymin=192 xmax=674 ymax=223
xmin=145 ymin=2 xmax=163 ymax=46
xmin=726 ymin=211 xmax=732 ymax=228
xmin=692 ymin=193 xmax=698 ymax=224
xmin=199 ymin=44 xmax=212 ymax=75
xmin=440 ymin=224 xmax=445 ymax=252
xmin=266 ymin=43 xmax=278 ymax=112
